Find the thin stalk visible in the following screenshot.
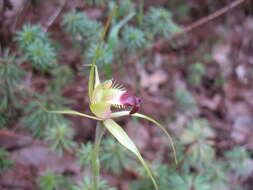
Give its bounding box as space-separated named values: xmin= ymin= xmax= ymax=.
xmin=137 ymin=0 xmax=144 ymax=26
xmin=92 ymin=122 xmax=105 ymax=190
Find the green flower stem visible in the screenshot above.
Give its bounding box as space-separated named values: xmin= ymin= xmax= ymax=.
xmin=92 ymin=122 xmax=105 ymax=190
xmin=137 ymin=0 xmax=144 ymax=25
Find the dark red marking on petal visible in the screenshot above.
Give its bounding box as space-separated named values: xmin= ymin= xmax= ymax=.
xmin=130 ymin=96 xmax=141 ymax=114
xmin=120 ymin=92 xmax=135 ymax=106
xmin=120 ymin=92 xmax=141 ymax=115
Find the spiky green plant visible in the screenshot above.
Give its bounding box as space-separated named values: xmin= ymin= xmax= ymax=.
xmin=0 ymin=49 xmax=26 ymax=127
xmin=175 ymin=88 xmax=197 ymax=111
xmin=77 ymin=142 xmax=94 ymax=167
xmin=100 ymin=137 xmax=134 ymax=174
xmin=37 ymin=172 xmax=64 ymax=190
xmin=167 ymin=174 xmax=211 ymax=190
xmin=86 ymin=43 xmax=114 ymax=67
xmin=180 ymin=118 xmax=215 ymax=166
xmin=71 ymin=175 xmax=116 ymax=190
xmin=225 ymin=147 xmax=252 ymax=178
xmin=86 ymin=0 xmax=107 ymax=7
xmin=0 ymin=49 xmax=26 ymax=110
xmin=132 ymin=161 xmax=212 ymax=190
xmin=188 ymin=62 xmax=206 ymax=86
xmin=49 ymin=65 xmax=74 ymax=94
xmin=0 ymin=148 xmax=15 ymax=171
xmin=15 ymin=24 xmax=56 ymax=72
xmin=15 ymin=24 xmax=46 ymax=48
xmin=22 ymin=94 xmax=71 ymax=138
xmin=122 ymin=26 xmax=146 ymax=52
xmin=45 ymin=123 xmax=76 ymax=155
xmin=131 ymin=160 xmax=173 ymax=190
xmin=108 ymin=0 xmax=135 ymax=21
xmin=61 ymin=10 xmax=102 ymax=47
xmin=144 ymin=7 xmax=181 ymax=38
xmin=26 ymin=39 xmax=56 ymax=71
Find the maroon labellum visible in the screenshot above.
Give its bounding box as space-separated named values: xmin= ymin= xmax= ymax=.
xmin=120 ymin=92 xmax=141 ymax=115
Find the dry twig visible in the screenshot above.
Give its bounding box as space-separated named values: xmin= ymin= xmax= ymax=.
xmin=43 ymin=0 xmax=66 ymax=32
xmin=153 ymin=0 xmax=247 ymax=49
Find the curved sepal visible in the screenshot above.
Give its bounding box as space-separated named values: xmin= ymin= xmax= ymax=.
xmin=111 ymin=111 xmax=178 ymax=164
xmin=40 ymin=105 xmax=103 ymax=121
xmin=103 ymin=119 xmax=158 ymax=190
xmin=88 ymin=64 xmax=100 ymax=101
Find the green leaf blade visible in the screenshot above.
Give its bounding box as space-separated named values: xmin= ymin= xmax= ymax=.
xmin=103 ymin=119 xmax=158 ymax=189
xmin=111 ymin=111 xmax=178 ymax=164
xmin=108 ymin=12 xmax=135 ymax=50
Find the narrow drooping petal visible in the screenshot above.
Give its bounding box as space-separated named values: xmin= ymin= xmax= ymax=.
xmin=103 ymin=119 xmax=158 ymax=189
xmin=40 ymin=106 xmax=103 ymax=120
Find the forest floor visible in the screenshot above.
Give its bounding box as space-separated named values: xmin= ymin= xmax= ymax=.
xmin=0 ymin=0 xmax=253 ymax=190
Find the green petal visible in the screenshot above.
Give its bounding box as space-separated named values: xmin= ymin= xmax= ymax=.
xmin=90 ymin=81 xmax=105 ymax=103
xmin=88 ymin=65 xmax=100 ymax=101
xmin=40 ymin=105 xmax=103 ymax=120
xmin=110 ymin=111 xmax=130 ymax=118
xmin=111 ymin=111 xmax=178 ymax=164
xmin=103 ymin=119 xmax=158 ymax=190
xmin=90 ymin=102 xmax=111 ymax=119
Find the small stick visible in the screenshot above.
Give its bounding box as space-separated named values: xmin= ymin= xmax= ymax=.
xmin=154 ymin=0 xmax=247 ymax=49
xmin=43 ymin=0 xmax=66 ymax=32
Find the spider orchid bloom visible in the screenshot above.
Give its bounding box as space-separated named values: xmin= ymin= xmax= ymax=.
xmin=89 ymin=79 xmax=141 ymax=119
xmin=43 ymin=65 xmax=177 ymax=190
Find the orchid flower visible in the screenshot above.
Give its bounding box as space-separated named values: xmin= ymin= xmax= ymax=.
xmin=43 ymin=64 xmax=177 ymax=189
xmin=42 ymin=10 xmax=177 ymax=190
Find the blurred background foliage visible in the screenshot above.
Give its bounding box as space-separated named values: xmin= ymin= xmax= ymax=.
xmin=0 ymin=0 xmax=252 ymax=189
